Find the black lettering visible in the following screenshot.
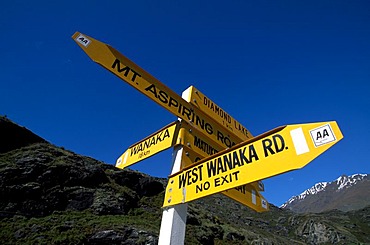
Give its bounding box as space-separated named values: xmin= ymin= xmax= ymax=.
xmin=238 ymin=147 xmax=249 ymax=165
xmin=196 ymin=181 xmax=210 ymax=193
xmin=194 ymin=136 xmax=218 ymax=156
xmin=203 ymin=97 xmax=208 ymax=106
xmin=273 ymin=134 xmax=285 ymax=153
xmin=205 ymin=123 xmax=213 ymax=135
xmin=163 ymin=128 xmax=170 ymax=139
xmin=223 ymin=136 xmax=232 ymax=148
xmin=181 ymin=106 xmax=192 ymax=121
xmin=214 ymin=105 xmax=220 ymax=115
xmin=316 ymin=132 xmax=322 ymax=140
xmin=194 ymin=136 xmax=201 ymax=147
xmin=158 ymin=90 xmax=169 ymax=103
xmin=149 ymin=137 xmax=155 ymax=147
xmin=130 ymin=68 xmax=141 ymax=82
xmin=191 ymin=168 xmax=199 ymax=184
xmin=223 ymin=153 xmax=233 ymax=170
xmin=220 ymin=175 xmax=229 ymax=185
xmin=168 ymin=97 xmax=178 ymax=108
xmin=214 ymin=171 xmax=240 ymax=187
xmin=78 ymin=37 xmax=88 ymax=44
xmin=145 ymin=84 xmax=158 ymax=98
xmin=204 ymin=181 xmax=210 ymax=190
xmin=195 ymin=115 xmax=205 ymax=130
xmin=217 ymin=131 xmax=235 ymax=148
xmin=179 ymin=172 xmax=188 ymax=188
xmin=143 ymin=139 xmax=150 ymax=149
xmin=249 ymin=144 xmax=259 ymax=162
xmin=131 ymin=145 xmax=139 ymax=156
xmin=323 ymin=129 xmax=329 ymax=138
xmin=235 ymin=185 xmax=246 ymax=194
xmin=214 ymin=177 xmax=221 ymax=187
xmin=197 ymin=165 xmax=203 ymax=181
xmin=155 ymin=131 xmax=163 ymax=144
xmin=186 ymin=170 xmax=192 ymax=186
xmin=111 ymin=59 xmax=142 ymax=83
xmin=216 ymin=157 xmax=224 ymax=175
xmin=111 ymin=59 xmax=130 ymax=76
xmin=262 ymin=138 xmax=274 ymax=157
xmin=232 ymin=171 xmax=240 ymax=181
xmin=207 ymin=160 xmax=217 ymax=178
xmin=217 ymin=131 xmax=224 ymax=143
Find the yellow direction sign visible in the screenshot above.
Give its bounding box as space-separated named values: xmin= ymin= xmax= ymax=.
xmin=177 ymin=121 xmax=220 ymax=158
xmin=116 ymin=122 xmax=179 ymax=169
xmin=163 ymin=121 xmax=343 ymax=207
xmin=113 ymin=117 xmax=267 ymax=211
xmin=72 ymin=32 xmax=244 ymax=149
xmin=223 ymin=184 xmax=268 ymax=212
xmin=188 ymin=86 xmax=252 ymax=140
xmin=178 ymin=121 xmax=264 ymax=191
xmin=180 ymin=145 xmax=268 ymax=212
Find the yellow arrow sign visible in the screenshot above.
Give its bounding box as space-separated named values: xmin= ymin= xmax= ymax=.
xmin=223 ymin=184 xmax=268 ymax=212
xmin=163 ymin=121 xmax=343 ymax=207
xmin=179 ymin=145 xmax=268 ymax=212
xmin=116 ymin=122 xmax=179 ymax=169
xmin=72 ymin=32 xmax=246 ymax=149
xmin=177 ymin=121 xmax=220 ymax=158
xmin=114 ymin=118 xmax=267 ymax=211
xmin=177 ymin=121 xmax=264 ymax=191
xmin=189 ymin=86 xmax=252 ymax=140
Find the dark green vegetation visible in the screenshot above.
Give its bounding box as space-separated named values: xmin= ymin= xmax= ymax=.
xmin=0 ymin=116 xmax=369 ymax=244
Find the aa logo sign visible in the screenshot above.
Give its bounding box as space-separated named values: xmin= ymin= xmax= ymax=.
xmin=310 ymin=124 xmax=336 ymax=147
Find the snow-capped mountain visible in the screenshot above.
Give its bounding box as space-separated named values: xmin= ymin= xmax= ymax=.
xmin=336 ymin=174 xmax=367 ymax=190
xmin=281 ymin=174 xmax=370 ymax=213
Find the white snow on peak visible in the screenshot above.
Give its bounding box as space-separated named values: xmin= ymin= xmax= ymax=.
xmin=280 ymin=182 xmax=328 ymax=208
xmin=298 ymin=182 xmax=328 ymax=199
xmin=280 ymin=173 xmax=368 ymax=208
xmin=336 ymin=173 xmax=368 ymax=190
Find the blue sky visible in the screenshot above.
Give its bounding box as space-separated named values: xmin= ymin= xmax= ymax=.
xmin=1 ymin=1 xmax=369 ymax=207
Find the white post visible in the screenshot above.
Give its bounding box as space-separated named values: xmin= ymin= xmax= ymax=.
xmin=158 ymin=146 xmax=188 ymax=245
xmin=158 ymin=88 xmax=192 ymax=245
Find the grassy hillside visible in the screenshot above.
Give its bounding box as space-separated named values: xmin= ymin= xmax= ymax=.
xmin=0 ymin=117 xmax=369 ymax=244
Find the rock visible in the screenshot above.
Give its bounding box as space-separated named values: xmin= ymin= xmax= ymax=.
xmin=225 ymin=231 xmax=245 ymax=241
xmin=295 ymin=218 xmax=341 ymax=244
xmin=109 ymin=170 xmax=164 ymax=197
xmin=137 ymin=177 xmax=164 ymax=197
xmin=88 ymin=228 xmax=158 ymax=245
xmin=65 ymin=187 xmax=95 ymax=211
xmin=91 ymin=188 xmax=138 ymax=215
xmin=88 ymin=229 xmax=127 ymax=244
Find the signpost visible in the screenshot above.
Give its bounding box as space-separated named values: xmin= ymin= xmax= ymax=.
xmin=188 ymin=86 xmax=251 ymax=140
xmin=114 ymin=114 xmax=267 ymax=211
xmin=163 ymin=121 xmax=343 ymax=207
xmin=72 ymin=32 xmax=343 ymax=244
xmin=72 ymin=32 xmax=249 ymax=149
xmin=116 ymin=122 xmax=179 ymax=169
xmin=182 ymin=144 xmax=268 ymax=212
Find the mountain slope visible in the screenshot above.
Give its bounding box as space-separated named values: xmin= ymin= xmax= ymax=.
xmin=0 ymin=116 xmax=47 ymax=153
xmin=281 ymin=174 xmax=370 ymax=213
xmin=0 ymin=117 xmax=369 ymax=244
